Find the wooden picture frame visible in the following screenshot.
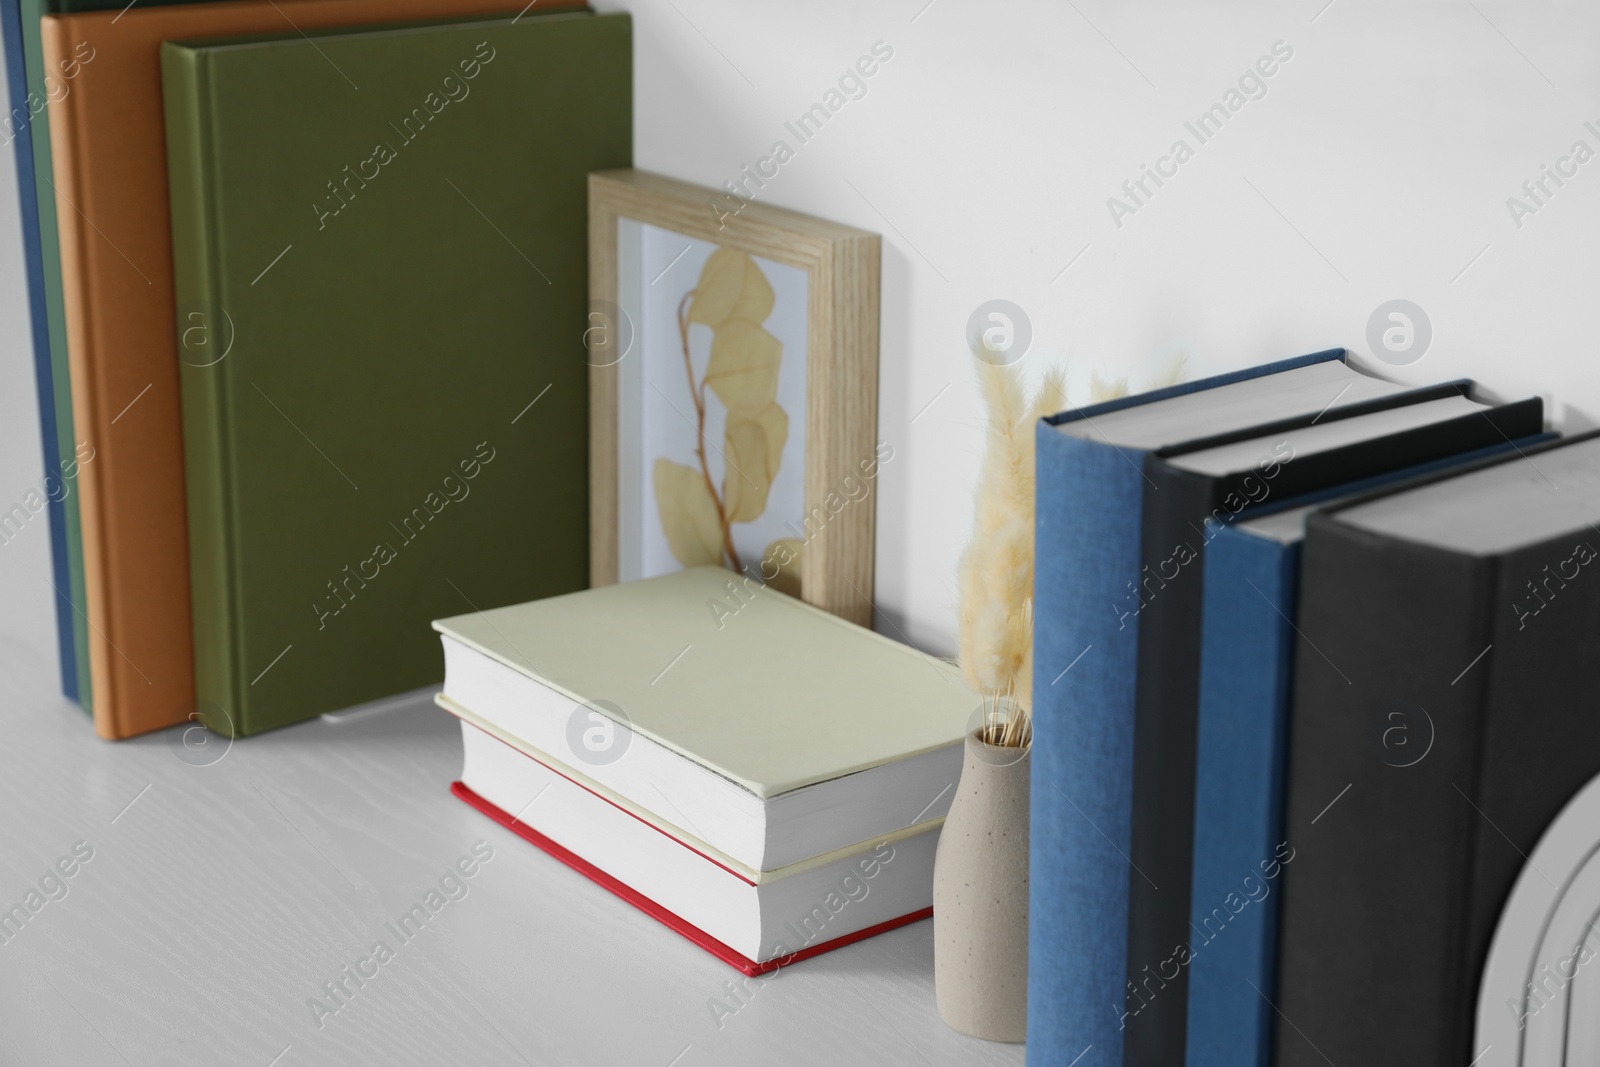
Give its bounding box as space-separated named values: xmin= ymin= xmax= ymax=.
xmin=587 ymin=169 xmax=880 ymax=626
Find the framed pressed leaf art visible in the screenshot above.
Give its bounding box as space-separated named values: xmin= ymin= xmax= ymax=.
xmin=587 ymin=169 xmax=881 ymax=626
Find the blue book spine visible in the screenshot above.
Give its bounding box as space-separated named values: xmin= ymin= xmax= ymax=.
xmin=1184 ymin=524 xmax=1298 ymax=1067
xmin=1 ymin=0 xmax=75 ymax=700
xmin=1028 ymin=350 xmax=1342 ymax=1066
xmin=1030 ymin=425 xmax=1144 ymax=1066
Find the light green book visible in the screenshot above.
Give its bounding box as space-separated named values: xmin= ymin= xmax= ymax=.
xmin=435 ymin=567 xmax=979 ymax=871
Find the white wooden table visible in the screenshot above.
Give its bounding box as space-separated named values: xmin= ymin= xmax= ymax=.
xmin=0 ymin=644 xmax=1028 ymax=1066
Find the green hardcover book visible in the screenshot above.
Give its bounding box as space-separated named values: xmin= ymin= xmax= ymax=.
xmin=162 ymin=11 xmax=629 ymax=736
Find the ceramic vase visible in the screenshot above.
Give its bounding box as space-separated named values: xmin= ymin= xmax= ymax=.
xmin=933 ymin=727 xmax=1030 ymax=1042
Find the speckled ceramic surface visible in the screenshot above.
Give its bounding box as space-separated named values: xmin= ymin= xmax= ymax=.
xmin=933 ymin=729 xmax=1030 ymax=1042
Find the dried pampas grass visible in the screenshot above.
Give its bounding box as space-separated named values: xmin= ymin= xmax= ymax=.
xmin=957 ymin=357 xmax=1064 ymax=748
xmin=1089 ymin=372 xmax=1128 ymax=403
xmin=1147 ymin=353 xmax=1188 ymax=389
xmin=956 ymin=350 xmax=1187 ymax=748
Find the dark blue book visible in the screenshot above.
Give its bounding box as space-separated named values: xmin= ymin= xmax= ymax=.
xmin=1028 ymin=350 xmax=1545 ymax=1066
xmin=1 ymin=0 xmax=74 ymax=698
xmin=1183 ymin=434 xmax=1556 ymax=1067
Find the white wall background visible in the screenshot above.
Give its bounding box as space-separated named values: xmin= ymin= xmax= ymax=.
xmin=2 ymin=0 xmax=1597 ymax=672
xmin=604 ymin=0 xmax=1600 ymax=655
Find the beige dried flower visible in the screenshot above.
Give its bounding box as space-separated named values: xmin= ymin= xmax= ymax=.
xmin=956 ymin=355 xmax=1065 ymax=747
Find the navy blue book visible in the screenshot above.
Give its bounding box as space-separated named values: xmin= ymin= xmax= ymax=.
xmin=1028 ymin=349 xmax=1545 ymax=1066
xmin=1183 ymin=434 xmax=1556 ymax=1067
xmin=1 ymin=0 xmax=74 ymax=698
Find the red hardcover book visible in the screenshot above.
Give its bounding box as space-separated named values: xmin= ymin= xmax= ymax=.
xmin=452 ymin=782 xmax=932 ymax=976
xmin=449 ymin=715 xmax=937 ymax=975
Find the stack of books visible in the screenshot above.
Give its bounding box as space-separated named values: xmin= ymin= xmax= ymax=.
xmin=4 ymin=1 xmax=625 ymax=737
xmin=433 ymin=566 xmax=980 ymax=972
xmin=1025 ymin=349 xmax=1600 ymax=1067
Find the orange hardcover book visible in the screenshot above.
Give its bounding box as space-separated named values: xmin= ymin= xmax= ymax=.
xmin=42 ymin=0 xmax=582 ymax=739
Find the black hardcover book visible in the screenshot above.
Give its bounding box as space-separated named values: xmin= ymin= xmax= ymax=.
xmin=1120 ymin=382 xmax=1544 ymax=1065
xmin=1274 ymin=431 xmax=1600 ymax=1067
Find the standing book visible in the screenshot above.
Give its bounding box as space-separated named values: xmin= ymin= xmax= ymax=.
xmin=42 ymin=0 xmax=582 ymax=738
xmin=1027 ymin=350 xmax=1543 ymax=1066
xmin=0 ymin=0 xmax=74 ymax=698
xmin=1274 ymin=432 xmax=1600 ymax=1067
xmin=163 ymin=10 xmax=629 ymax=735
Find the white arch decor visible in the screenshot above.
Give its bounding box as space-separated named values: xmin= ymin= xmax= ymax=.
xmin=1477 ymin=771 xmax=1600 ymax=1066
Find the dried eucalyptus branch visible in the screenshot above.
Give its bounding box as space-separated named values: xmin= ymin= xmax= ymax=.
xmin=676 ymin=290 xmax=742 ymax=571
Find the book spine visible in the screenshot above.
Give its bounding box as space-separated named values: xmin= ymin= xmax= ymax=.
xmin=1 ymin=4 xmax=74 ymax=701
xmin=42 ymin=13 xmax=123 ymax=734
xmin=162 ymin=44 xmax=241 ymax=738
xmin=1124 ymin=460 xmax=1222 ymax=1065
xmin=27 ymin=9 xmax=92 ymax=713
xmin=1185 ymin=526 xmax=1300 ymax=1067
xmin=1028 ymin=423 xmax=1147 ymax=1066
xmin=1274 ymin=518 xmax=1494 ymax=1067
